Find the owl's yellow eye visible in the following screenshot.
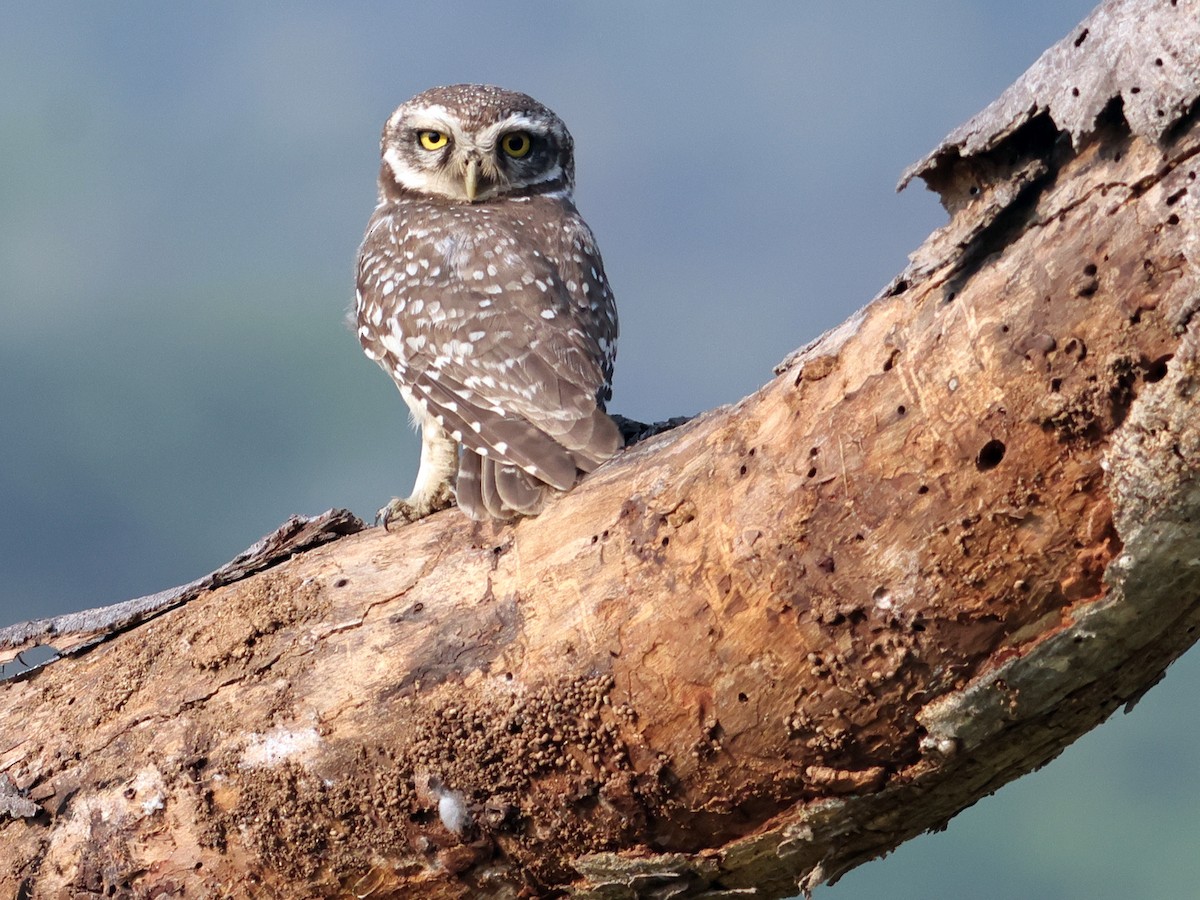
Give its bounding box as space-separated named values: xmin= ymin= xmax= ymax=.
xmin=500 ymin=132 xmax=533 ymax=159
xmin=419 ymin=130 xmax=448 ymax=151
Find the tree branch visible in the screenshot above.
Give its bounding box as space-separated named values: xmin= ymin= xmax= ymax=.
xmin=2 ymin=1 xmax=1199 ymax=896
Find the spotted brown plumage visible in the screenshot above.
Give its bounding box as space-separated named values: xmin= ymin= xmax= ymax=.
xmin=355 ymin=84 xmax=620 ymax=524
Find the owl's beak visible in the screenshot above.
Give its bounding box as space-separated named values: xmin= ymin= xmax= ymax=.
xmin=463 ymin=158 xmax=480 ymax=201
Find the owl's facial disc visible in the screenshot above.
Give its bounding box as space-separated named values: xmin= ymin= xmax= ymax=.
xmin=383 ymin=126 xmax=501 ymax=203
xmin=382 ymin=106 xmax=570 ymax=204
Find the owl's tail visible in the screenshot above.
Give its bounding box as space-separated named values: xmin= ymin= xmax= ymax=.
xmin=456 ymin=409 xmax=622 ymax=521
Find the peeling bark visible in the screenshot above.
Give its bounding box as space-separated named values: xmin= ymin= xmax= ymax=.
xmin=2 ymin=0 xmax=1199 ymax=896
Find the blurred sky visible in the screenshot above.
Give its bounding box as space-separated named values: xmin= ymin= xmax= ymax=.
xmin=1 ymin=2 xmax=1197 ymax=897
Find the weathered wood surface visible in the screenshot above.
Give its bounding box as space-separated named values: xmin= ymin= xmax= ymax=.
xmin=0 ymin=511 xmax=365 ymax=677
xmin=2 ymin=0 xmax=1199 ymax=896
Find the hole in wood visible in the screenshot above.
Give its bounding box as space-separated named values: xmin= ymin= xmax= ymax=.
xmin=975 ymin=439 xmax=1006 ymax=471
xmin=1144 ymin=355 xmax=1171 ymax=383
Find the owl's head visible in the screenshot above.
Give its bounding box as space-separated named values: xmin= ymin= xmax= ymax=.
xmin=379 ymin=84 xmax=575 ymax=204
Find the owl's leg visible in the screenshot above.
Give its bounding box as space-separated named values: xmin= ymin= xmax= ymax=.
xmin=377 ymin=417 xmax=459 ymax=528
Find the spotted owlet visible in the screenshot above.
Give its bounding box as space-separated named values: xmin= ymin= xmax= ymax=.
xmin=355 ymin=84 xmax=621 ymax=524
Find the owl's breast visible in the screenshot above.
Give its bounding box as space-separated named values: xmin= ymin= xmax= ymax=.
xmin=431 ymin=230 xmax=475 ymax=274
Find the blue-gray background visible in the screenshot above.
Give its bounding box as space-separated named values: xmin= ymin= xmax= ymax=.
xmin=2 ymin=3 xmax=1196 ymax=897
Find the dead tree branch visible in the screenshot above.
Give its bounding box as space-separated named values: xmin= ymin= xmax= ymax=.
xmin=2 ymin=1 xmax=1199 ymax=896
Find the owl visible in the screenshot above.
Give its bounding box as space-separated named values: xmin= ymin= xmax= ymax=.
xmin=355 ymin=84 xmax=621 ymax=525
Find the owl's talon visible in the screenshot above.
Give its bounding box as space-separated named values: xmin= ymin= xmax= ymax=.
xmin=376 ymin=498 xmax=417 ymax=530
xmin=375 ymin=482 xmax=456 ymax=530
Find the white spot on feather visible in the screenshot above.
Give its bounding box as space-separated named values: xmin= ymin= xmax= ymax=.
xmin=380 ymin=332 xmax=406 ymax=357
xmin=444 ymin=339 xmax=474 ymax=359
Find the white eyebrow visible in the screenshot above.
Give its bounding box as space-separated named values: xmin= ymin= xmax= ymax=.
xmin=389 ymin=103 xmax=454 ymax=131
xmin=478 ymin=114 xmax=557 ymax=146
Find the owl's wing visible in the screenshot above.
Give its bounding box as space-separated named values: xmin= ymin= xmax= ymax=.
xmin=358 ymin=209 xmax=621 ymax=496
xmin=404 ymin=280 xmax=620 ymax=490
